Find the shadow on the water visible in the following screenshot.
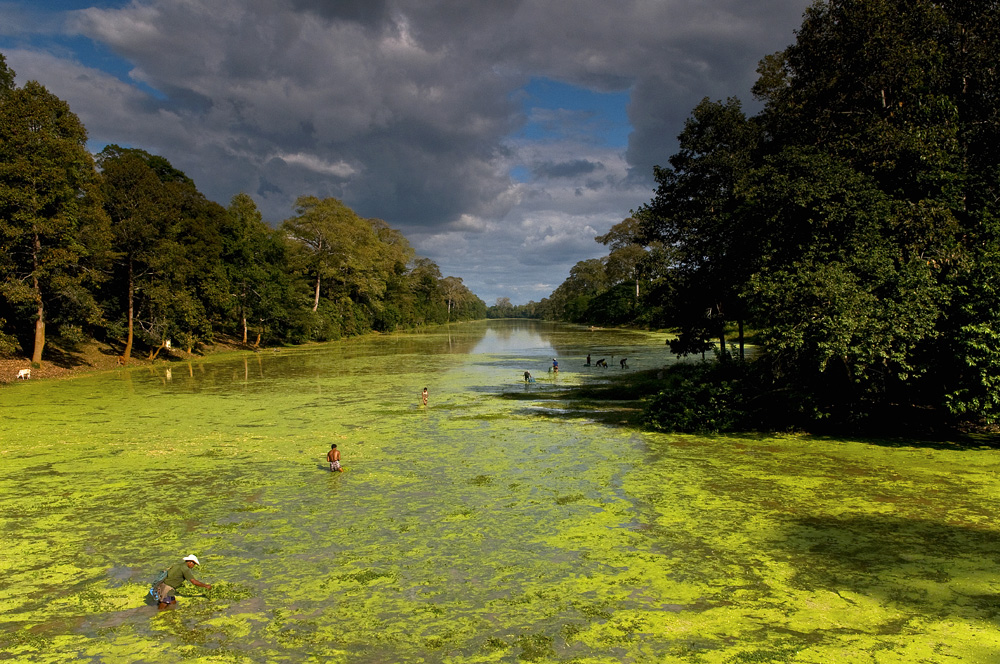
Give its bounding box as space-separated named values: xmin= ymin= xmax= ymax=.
xmin=497 ymin=368 xmax=669 ymax=428
xmin=498 ymin=366 xmax=1000 ymax=450
xmin=776 ymin=514 xmax=1000 ymax=621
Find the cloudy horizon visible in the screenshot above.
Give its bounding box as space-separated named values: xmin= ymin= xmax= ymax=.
xmin=0 ymin=0 xmax=811 ymax=305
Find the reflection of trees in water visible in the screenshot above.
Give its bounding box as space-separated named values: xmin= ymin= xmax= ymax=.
xmin=161 ymin=322 xmax=492 ymax=388
xmin=486 ymin=319 xmax=558 ymax=342
xmin=473 ymin=321 xmax=659 ymax=366
xmin=543 ymin=325 xmax=657 ymax=364
xmin=150 ymin=321 xmax=659 ymax=388
xmin=472 ymin=320 xmax=561 ymax=355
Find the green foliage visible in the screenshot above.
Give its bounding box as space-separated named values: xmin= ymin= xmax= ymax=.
xmin=644 ymin=360 xmax=823 ymax=433
xmin=276 ymin=199 xmax=480 ymax=338
xmin=0 ymin=317 xmax=20 ymax=355
xmin=0 ymin=53 xmax=14 ymax=98
xmin=0 ymin=61 xmax=486 ymax=359
xmin=645 ymin=361 xmax=748 ymax=433
xmin=544 ymin=1 xmax=1000 ymax=430
xmin=224 ymin=192 xmax=293 ymax=344
xmin=583 ymin=283 xmax=635 ymax=326
xmin=53 ymin=323 xmax=87 ymax=350
xmin=0 ymin=79 xmax=110 ymax=363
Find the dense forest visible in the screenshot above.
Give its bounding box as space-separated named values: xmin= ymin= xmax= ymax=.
xmin=6 ymin=0 xmax=1000 ymax=434
xmin=511 ymin=0 xmax=1000 ymax=432
xmin=0 ymin=53 xmax=485 ymax=367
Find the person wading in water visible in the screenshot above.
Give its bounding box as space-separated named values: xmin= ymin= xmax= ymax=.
xmin=153 ymin=555 xmax=212 ymax=609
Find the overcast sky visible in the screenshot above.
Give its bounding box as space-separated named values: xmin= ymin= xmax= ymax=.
xmin=0 ymin=0 xmax=811 ymax=305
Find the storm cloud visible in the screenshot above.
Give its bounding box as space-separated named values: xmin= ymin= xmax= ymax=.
xmin=0 ymin=0 xmax=810 ymax=303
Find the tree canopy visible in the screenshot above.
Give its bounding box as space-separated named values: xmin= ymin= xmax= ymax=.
xmin=540 ymin=0 xmax=1000 ymax=431
xmin=0 ymin=63 xmax=486 ymax=365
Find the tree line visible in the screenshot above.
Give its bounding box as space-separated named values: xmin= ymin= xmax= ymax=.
xmin=0 ymin=53 xmax=485 ymax=366
xmin=519 ymin=0 xmax=1000 ymax=431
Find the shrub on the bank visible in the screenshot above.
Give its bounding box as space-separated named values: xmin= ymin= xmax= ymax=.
xmin=643 ymin=359 xmax=823 ymax=433
xmin=645 ymin=361 xmax=749 ymax=433
xmin=0 ymin=319 xmax=19 ymax=356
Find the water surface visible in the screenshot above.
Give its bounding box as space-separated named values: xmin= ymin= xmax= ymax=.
xmin=1 ymin=321 xmax=999 ymax=663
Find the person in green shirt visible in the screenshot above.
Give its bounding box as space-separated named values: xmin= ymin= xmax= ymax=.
xmin=154 ymin=554 xmax=212 ymax=609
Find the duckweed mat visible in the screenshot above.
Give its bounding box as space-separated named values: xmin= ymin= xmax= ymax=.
xmin=2 ymin=321 xmax=999 ymax=663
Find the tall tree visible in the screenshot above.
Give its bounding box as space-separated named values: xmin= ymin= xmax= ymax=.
xmin=441 ymin=276 xmax=467 ymax=320
xmin=637 ymin=97 xmax=761 ymax=357
xmin=0 ymin=53 xmax=14 ymax=99
xmin=596 ymin=216 xmax=653 ymax=304
xmin=369 ymin=220 xmax=416 ymax=331
xmin=97 ymin=146 xmax=172 ymax=364
xmin=409 ymin=258 xmax=447 ymax=323
xmin=750 ymin=0 xmax=1000 ymax=421
xmin=282 ymin=196 xmax=380 ymax=312
xmin=224 ymin=193 xmax=290 ymax=345
xmin=0 ymin=80 xmax=108 ymax=363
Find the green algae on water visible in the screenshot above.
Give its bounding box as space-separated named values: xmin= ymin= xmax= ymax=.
xmin=2 ymin=321 xmax=1000 ymax=663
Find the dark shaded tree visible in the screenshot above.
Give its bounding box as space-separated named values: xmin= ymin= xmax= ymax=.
xmin=0 ymin=81 xmax=109 ymax=363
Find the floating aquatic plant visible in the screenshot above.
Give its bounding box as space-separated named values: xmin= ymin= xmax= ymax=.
xmin=1 ymin=322 xmax=999 ymax=662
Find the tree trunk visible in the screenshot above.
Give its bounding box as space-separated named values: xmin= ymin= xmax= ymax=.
xmin=240 ymin=285 xmax=248 ymax=344
xmin=123 ymin=258 xmax=134 ymax=365
xmin=31 ymin=299 xmax=45 ymax=365
xmin=312 ymin=274 xmax=321 ymax=312
xmin=738 ymin=318 xmax=745 ymax=361
xmin=716 ymin=302 xmax=727 ymax=361
xmin=149 ymin=341 xmax=166 ymax=361
xmin=30 ymin=233 xmax=45 ymax=364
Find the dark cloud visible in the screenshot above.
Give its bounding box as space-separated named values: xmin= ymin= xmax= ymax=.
xmin=532 ymin=159 xmax=601 ymax=179
xmin=3 ymin=0 xmax=812 ymax=304
xmin=289 ymin=0 xmax=393 ymax=29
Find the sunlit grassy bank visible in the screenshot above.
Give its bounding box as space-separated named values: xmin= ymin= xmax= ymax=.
xmin=2 ymin=321 xmax=999 ymax=663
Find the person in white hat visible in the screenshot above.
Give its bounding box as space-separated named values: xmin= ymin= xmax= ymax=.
xmin=153 ymin=554 xmax=212 ymax=609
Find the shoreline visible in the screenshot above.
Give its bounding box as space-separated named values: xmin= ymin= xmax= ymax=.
xmin=0 ymin=322 xmax=483 ymax=385
xmin=0 ymin=337 xmax=255 ymax=385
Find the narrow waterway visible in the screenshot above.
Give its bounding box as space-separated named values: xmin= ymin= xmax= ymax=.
xmin=1 ymin=320 xmax=998 ymax=663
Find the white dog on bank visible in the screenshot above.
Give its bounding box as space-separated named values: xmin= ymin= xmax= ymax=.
xmin=16 ymin=368 xmax=30 ymax=379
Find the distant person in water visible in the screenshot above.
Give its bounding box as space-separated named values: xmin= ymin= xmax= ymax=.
xmin=586 ymin=354 xmax=591 ymax=366
xmin=154 ymin=555 xmax=211 ymax=610
xmin=595 ymin=358 xmax=607 ymax=368
xmin=327 ymin=444 xmax=343 ymax=472
xmin=422 ymin=387 xmax=428 ymax=406
xmin=620 ymin=358 xmax=628 ymax=369
xmin=524 ymin=371 xmax=534 ymax=382
xmin=552 ymin=358 xmax=559 ymax=372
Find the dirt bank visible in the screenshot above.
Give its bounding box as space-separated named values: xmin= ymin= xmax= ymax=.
xmin=0 ymin=338 xmax=248 ymax=384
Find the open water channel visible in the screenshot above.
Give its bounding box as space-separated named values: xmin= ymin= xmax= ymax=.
xmin=2 ymin=320 xmax=999 ymax=663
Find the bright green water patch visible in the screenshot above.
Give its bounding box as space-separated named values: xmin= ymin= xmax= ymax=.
xmin=2 ymin=321 xmax=999 ymax=663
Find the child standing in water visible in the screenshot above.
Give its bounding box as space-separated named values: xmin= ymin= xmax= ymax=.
xmin=327 ymin=444 xmax=343 ymax=472
xmin=422 ymin=387 xmax=428 ymax=406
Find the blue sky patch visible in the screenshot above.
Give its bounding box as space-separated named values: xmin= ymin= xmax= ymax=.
xmin=509 ymin=165 xmax=532 ymax=183
xmin=514 ymin=77 xmax=631 ymax=147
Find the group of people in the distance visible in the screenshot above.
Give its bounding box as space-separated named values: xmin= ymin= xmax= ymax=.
xmin=585 ymin=353 xmax=627 ymax=369
xmin=522 ymin=353 xmax=629 ymax=382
